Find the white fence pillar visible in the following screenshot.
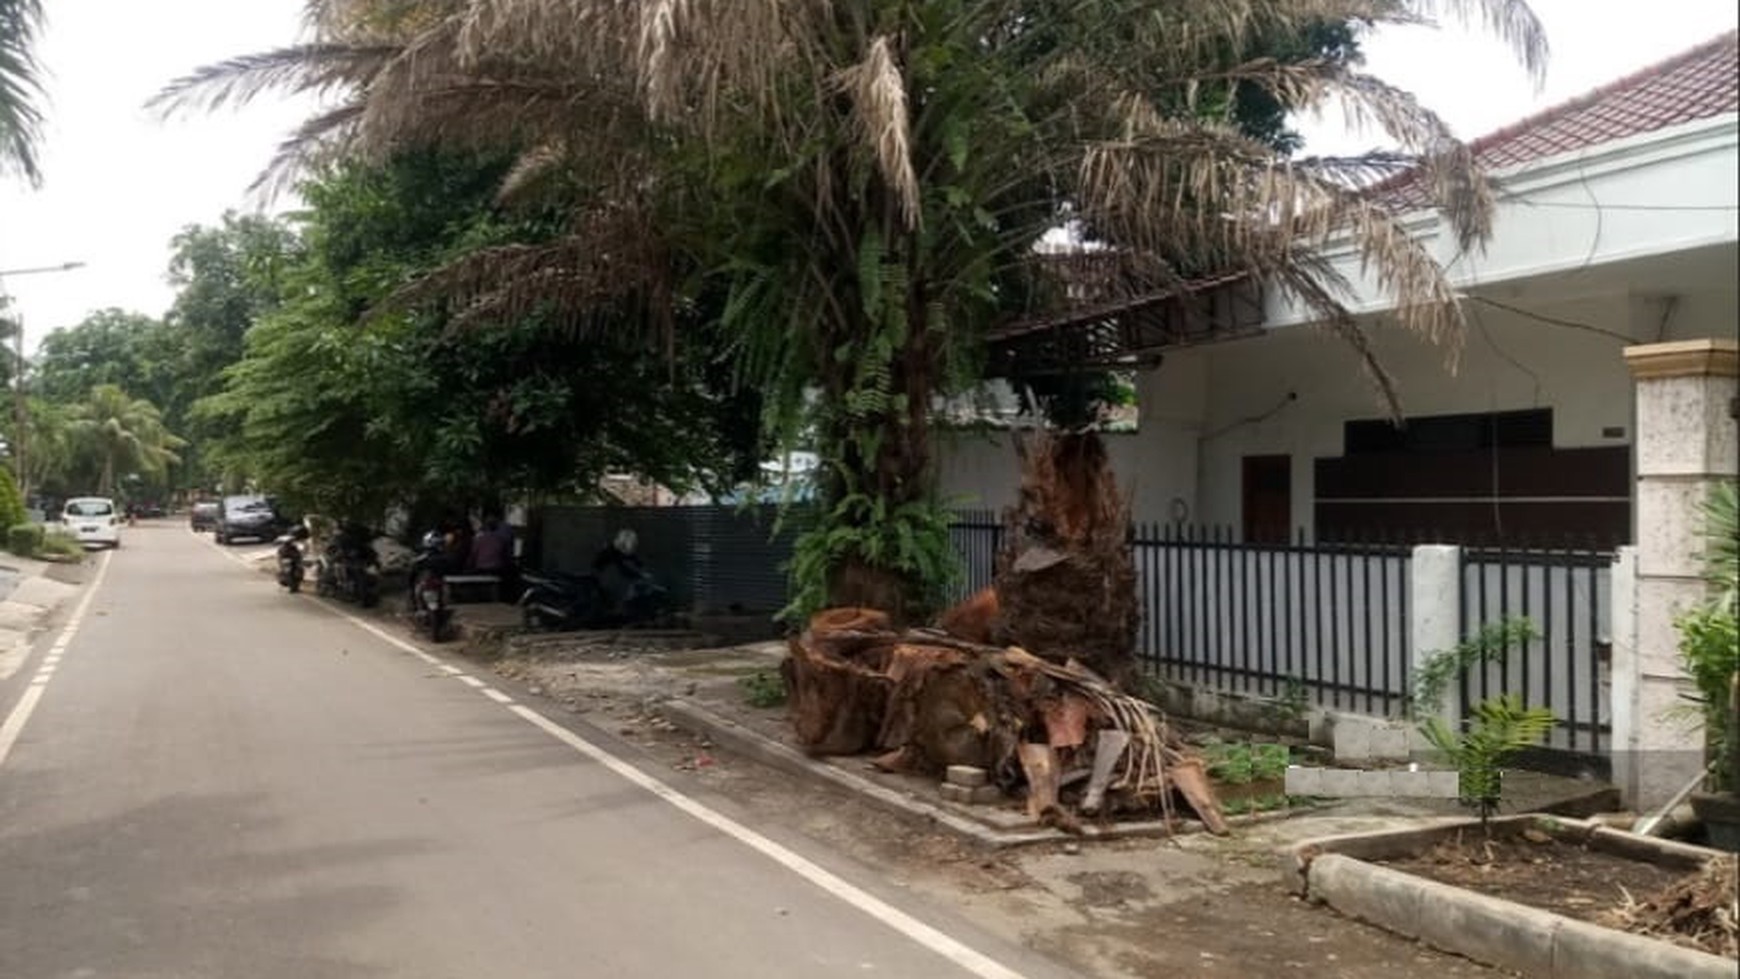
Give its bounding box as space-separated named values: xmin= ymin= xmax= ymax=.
xmin=1608 ymin=546 xmax=1643 ymax=805
xmin=1623 ymin=338 xmax=1738 ymax=811
xmin=1410 ymin=544 xmax=1463 ymax=728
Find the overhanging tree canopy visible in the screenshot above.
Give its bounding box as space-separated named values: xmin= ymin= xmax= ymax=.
xmin=154 ymin=0 xmax=1548 ymax=621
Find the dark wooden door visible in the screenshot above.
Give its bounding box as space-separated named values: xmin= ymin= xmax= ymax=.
xmin=1242 ymin=455 xmax=1292 ymax=544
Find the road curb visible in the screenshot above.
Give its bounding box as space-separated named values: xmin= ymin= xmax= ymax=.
xmin=1286 ymin=816 xmax=1736 ymax=978
xmin=657 ymin=698 xmax=1311 ymax=849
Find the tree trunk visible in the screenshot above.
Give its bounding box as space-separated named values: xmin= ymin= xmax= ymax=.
xmin=993 ymin=430 xmax=1141 ymax=690
xmin=820 ymin=236 xmax=940 ymax=627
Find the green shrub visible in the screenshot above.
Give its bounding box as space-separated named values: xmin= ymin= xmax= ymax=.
xmin=1420 ymin=694 xmax=1556 ymax=827
xmin=0 ymin=469 xmax=25 ymax=537
xmin=1677 ymin=480 xmax=1740 ymax=793
xmin=1203 ymin=741 xmax=1292 ymax=784
xmin=739 ymin=670 xmax=788 ymax=708
xmin=35 ymin=529 xmax=85 ymax=560
xmin=6 ymin=523 xmax=44 ymax=556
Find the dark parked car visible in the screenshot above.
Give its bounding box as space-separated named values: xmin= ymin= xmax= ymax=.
xmin=189 ymin=501 xmax=220 ymax=532
xmin=214 ymin=495 xmax=287 ymax=545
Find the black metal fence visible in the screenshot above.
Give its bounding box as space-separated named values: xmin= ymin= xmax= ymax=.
xmin=1137 ymin=526 xmax=1414 ymax=717
xmin=1458 ymin=542 xmax=1614 ymax=762
xmin=533 ymin=505 xmax=1616 ymax=756
xmin=944 ymin=521 xmax=1416 ymax=717
xmin=946 ymin=509 xmax=1002 ymax=602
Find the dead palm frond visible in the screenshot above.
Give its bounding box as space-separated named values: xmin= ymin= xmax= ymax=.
xmin=148 ymin=44 xmax=402 ymax=116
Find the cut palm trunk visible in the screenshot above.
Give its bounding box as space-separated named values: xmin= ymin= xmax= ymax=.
xmin=781 ymin=610 xmax=1227 ymax=832
xmin=993 ymin=430 xmax=1140 ymax=690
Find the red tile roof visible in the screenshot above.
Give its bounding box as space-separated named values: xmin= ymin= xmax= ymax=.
xmin=1372 ymin=29 xmax=1739 ymax=210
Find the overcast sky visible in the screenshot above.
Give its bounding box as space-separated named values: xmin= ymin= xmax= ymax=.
xmin=1 ymin=0 xmax=1736 ymax=354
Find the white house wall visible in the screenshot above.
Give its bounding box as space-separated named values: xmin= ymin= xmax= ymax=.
xmin=1266 ymin=115 xmax=1739 ymax=327
xmin=1181 ymin=283 xmax=1736 ymax=536
xmin=934 ymin=427 xmax=1194 ymax=525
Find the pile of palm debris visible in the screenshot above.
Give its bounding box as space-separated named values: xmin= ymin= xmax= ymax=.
xmin=1601 ymin=855 xmax=1739 ymax=959
xmin=781 ymin=606 xmax=1227 ymax=835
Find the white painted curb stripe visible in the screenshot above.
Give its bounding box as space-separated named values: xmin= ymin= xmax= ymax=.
xmin=210 ymin=529 xmax=1032 ymax=979
xmin=504 ymin=704 xmax=1031 ymax=979
xmin=0 ymin=550 xmax=114 ymax=770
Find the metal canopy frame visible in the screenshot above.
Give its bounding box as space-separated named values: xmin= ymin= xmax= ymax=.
xmin=983 ymin=270 xmax=1266 ymax=377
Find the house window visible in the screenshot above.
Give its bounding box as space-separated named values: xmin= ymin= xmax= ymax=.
xmin=1314 ymin=408 xmax=1630 ymax=548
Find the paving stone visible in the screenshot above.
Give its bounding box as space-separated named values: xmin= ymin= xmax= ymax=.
xmin=945 ymin=765 xmax=988 ymax=788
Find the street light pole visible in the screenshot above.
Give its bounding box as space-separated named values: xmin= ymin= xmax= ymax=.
xmin=0 ymin=261 xmax=87 ymax=502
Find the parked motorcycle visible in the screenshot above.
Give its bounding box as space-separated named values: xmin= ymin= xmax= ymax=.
xmin=518 ymin=568 xmax=608 ymax=631
xmin=408 ymin=530 xmax=455 ymax=643
xmin=274 ymin=524 xmax=310 ymax=594
xmin=316 ymin=523 xmax=381 ymax=607
xmin=519 ymin=530 xmax=670 ymax=631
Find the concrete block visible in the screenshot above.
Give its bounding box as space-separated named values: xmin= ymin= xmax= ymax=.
xmin=1427 ymin=770 xmax=1460 ymax=798
xmin=1368 ymin=725 xmax=1411 ymax=760
xmin=1283 ymin=765 xmax=1322 ymax=796
xmin=1332 ymin=722 xmax=1371 ymax=761
xmin=1318 ymin=767 xmax=1361 ymax=798
xmin=1552 ymin=916 xmax=1736 ymax=979
xmin=1413 ymin=875 xmax=1559 ymax=978
xmin=939 ymin=783 xmax=973 ymax=804
xmin=1355 ymin=770 xmax=1393 ymax=797
xmin=969 ymin=785 xmax=1003 ymax=805
xmin=944 ymin=765 xmax=987 ymax=788
xmin=1307 ymin=855 xmax=1425 ymax=938
xmin=1386 ymin=771 xmax=1426 ymax=797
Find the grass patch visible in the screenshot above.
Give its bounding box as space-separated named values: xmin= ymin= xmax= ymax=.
xmin=738 ymin=670 xmax=788 ymax=708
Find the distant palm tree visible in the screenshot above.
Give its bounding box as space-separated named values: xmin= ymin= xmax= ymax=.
xmin=67 ymin=385 xmax=186 ymax=496
xmin=0 ymin=0 xmax=47 ymax=185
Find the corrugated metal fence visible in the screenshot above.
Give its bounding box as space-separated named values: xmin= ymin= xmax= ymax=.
xmin=536 ymin=503 xmax=808 ymax=613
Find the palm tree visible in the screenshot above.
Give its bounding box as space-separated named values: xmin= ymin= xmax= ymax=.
xmin=67 ymin=385 xmax=186 ymax=496
xmin=19 ymin=396 xmax=70 ymax=497
xmin=0 ymin=0 xmax=47 ymax=184
xmin=153 ymin=0 xmax=1548 ymax=620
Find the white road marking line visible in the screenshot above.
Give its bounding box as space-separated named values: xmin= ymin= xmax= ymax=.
xmin=505 ymin=705 xmax=1032 ymax=979
xmin=208 ymin=534 xmax=1024 ymax=978
xmin=0 ymin=550 xmax=114 ymax=771
xmin=456 ymin=675 xmax=486 ymax=689
xmin=305 ymin=578 xmax=1033 ymax=978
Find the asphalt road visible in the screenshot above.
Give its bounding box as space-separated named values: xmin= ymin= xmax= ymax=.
xmin=0 ymin=524 xmax=1080 ymax=979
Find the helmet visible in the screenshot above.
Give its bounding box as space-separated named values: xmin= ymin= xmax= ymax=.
xmin=421 ymin=529 xmax=444 ymax=552
xmin=613 ymin=528 xmax=638 ymax=554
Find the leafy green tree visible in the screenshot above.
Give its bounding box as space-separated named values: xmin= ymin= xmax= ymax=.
xmin=66 ymin=385 xmax=186 ymax=496
xmin=31 ymin=309 xmax=172 ymax=407
xmin=159 ymin=0 xmax=1547 ymax=620
xmin=0 ymin=0 xmax=45 ymax=185
xmin=0 ymin=463 xmax=25 ymax=532
xmin=198 ymin=149 xmax=764 ymax=521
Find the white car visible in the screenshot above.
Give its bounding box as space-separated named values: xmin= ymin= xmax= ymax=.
xmin=63 ymin=497 xmax=123 ymax=549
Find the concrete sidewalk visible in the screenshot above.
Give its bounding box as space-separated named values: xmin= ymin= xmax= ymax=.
xmin=0 ymin=555 xmax=85 ymax=682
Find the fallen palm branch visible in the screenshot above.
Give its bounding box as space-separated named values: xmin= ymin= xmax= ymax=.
xmin=782 ymin=610 xmax=1227 ymax=834
xmin=1601 ymin=855 xmax=1739 ymax=959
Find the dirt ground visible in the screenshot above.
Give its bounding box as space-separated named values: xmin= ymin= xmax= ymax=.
xmin=1380 ymin=832 xmax=1687 ymax=924
xmin=464 ymin=631 xmax=1525 ymax=978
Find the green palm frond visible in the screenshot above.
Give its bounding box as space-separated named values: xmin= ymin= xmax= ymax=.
xmin=0 ymin=0 xmax=47 ymax=185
